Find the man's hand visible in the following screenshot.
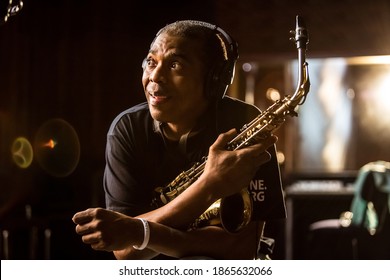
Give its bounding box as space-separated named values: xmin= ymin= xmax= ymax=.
xmin=72 ymin=208 xmax=143 ymax=251
xmin=203 ymin=129 xmax=278 ymax=199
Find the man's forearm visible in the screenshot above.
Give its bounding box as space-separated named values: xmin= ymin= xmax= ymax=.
xmin=144 ymin=174 xmax=220 ymax=228
xmin=117 ymin=221 xmax=258 ymax=260
xmin=114 ymin=247 xmax=159 ymax=260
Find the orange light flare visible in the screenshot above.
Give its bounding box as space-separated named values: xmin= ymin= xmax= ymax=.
xmin=42 ymin=139 xmax=57 ymax=149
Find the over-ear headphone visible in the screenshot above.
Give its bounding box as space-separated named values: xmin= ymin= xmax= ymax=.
xmin=150 ymin=20 xmax=239 ymax=100
xmin=194 ymin=21 xmax=238 ymax=100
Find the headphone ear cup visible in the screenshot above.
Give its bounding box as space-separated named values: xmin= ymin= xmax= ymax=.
xmin=205 ymin=64 xmax=219 ymax=100
xmin=206 ymin=57 xmax=236 ymax=100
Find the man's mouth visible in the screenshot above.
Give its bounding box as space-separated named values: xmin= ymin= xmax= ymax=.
xmin=149 ymin=92 xmax=170 ymax=106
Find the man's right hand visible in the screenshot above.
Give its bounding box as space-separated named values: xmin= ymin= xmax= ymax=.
xmin=202 ymin=128 xmax=278 ymax=199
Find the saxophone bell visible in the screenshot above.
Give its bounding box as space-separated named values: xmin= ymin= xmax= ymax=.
xmin=219 ymin=189 xmax=253 ymax=233
xmin=190 ymin=189 xmax=252 ymax=233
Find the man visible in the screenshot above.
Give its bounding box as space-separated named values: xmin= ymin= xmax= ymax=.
xmin=72 ymin=20 xmax=286 ymax=260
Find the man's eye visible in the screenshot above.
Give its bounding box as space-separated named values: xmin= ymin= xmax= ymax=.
xmin=171 ymin=62 xmax=180 ymax=69
xmin=148 ymin=60 xmax=156 ymax=67
xmin=144 ymin=58 xmax=156 ymax=68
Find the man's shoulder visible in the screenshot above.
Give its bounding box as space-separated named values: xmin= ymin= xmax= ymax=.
xmin=218 ymin=96 xmax=261 ymax=123
xmin=220 ymin=96 xmax=261 ymax=114
xmin=115 ymin=102 xmax=150 ymax=119
xmin=108 ymin=102 xmax=151 ymax=135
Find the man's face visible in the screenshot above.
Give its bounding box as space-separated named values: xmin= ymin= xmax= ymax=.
xmin=142 ymin=33 xmax=209 ymax=127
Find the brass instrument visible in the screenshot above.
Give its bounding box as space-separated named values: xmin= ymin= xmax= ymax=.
xmin=152 ymin=15 xmax=310 ymax=233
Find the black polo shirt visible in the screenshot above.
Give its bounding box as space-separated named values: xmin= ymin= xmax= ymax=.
xmin=103 ymin=96 xmax=286 ymax=221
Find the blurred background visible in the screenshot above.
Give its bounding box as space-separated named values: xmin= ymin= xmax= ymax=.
xmin=1 ymin=0 xmax=390 ymax=260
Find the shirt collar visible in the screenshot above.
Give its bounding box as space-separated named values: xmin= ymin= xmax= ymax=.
xmin=152 ymin=106 xmax=216 ymax=154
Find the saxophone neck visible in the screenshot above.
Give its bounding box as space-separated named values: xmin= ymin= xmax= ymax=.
xmin=290 ymin=58 xmax=310 ymax=108
xmin=289 ymin=15 xmax=310 ymax=108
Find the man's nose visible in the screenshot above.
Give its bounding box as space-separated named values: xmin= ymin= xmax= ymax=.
xmin=149 ymin=64 xmax=166 ymax=83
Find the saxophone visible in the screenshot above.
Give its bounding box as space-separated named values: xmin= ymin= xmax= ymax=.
xmin=152 ymin=15 xmax=310 ymax=233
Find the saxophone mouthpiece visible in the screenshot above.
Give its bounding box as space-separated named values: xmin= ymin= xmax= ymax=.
xmin=296 ymin=15 xmax=305 ymax=29
xmin=294 ymin=15 xmax=309 ymax=49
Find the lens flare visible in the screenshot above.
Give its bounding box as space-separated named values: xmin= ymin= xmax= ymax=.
xmin=34 ymin=118 xmax=80 ymax=177
xmin=42 ymin=139 xmax=57 ymax=149
xmin=11 ymin=137 xmax=33 ymax=169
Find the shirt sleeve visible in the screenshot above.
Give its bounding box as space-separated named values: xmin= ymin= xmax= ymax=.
xmin=103 ymin=129 xmax=151 ymax=217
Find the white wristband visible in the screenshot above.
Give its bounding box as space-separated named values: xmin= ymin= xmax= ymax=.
xmin=133 ymin=218 xmax=150 ymax=250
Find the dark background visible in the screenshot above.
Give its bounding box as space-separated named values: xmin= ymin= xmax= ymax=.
xmin=1 ymin=0 xmax=389 ymax=259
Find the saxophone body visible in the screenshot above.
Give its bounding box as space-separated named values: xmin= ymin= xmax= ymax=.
xmin=152 ymin=15 xmax=310 ymax=233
